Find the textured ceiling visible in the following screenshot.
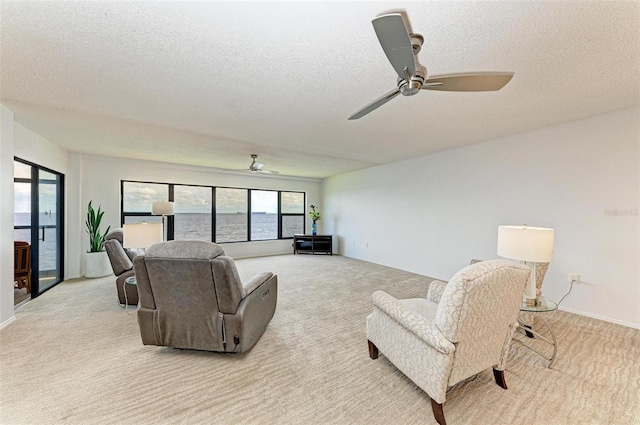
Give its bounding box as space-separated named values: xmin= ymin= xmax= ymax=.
xmin=1 ymin=1 xmax=639 ymax=179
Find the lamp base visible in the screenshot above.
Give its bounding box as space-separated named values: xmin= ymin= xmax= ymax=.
xmin=525 ymin=297 xmax=539 ymax=307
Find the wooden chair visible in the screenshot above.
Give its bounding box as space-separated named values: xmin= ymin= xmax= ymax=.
xmin=14 ymin=241 xmax=32 ymax=294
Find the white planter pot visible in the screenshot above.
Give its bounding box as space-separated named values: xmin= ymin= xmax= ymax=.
xmin=85 ymin=251 xmax=112 ymax=278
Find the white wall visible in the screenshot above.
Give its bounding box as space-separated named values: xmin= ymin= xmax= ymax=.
xmin=77 ymin=155 xmax=322 ymax=276
xmin=0 ymin=105 xmax=16 ymax=328
xmin=13 ymin=122 xmax=74 ymax=276
xmin=323 ymin=107 xmax=640 ymax=329
xmin=14 ymin=123 xmax=69 ymax=172
xmin=0 ymin=112 xmax=72 ymax=327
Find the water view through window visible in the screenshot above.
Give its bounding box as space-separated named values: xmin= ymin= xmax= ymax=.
xmin=251 ymin=190 xmax=277 ymax=241
xmin=174 ymin=185 xmax=212 ymax=241
xmin=216 ymin=188 xmax=248 ymax=242
xmin=122 ymin=181 xmax=305 ymax=243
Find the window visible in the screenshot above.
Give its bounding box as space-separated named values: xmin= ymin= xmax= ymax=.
xmin=174 ymin=185 xmax=212 ymax=241
xmin=121 ymin=182 xmax=167 ymax=225
xmin=121 ymin=181 xmax=305 ymax=243
xmin=280 ymin=191 xmax=305 ymax=237
xmin=216 ymin=188 xmax=248 ymax=242
xmin=250 ymin=190 xmax=278 ymax=241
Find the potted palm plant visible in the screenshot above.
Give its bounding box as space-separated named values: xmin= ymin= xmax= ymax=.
xmin=84 ymin=201 xmax=112 ymax=278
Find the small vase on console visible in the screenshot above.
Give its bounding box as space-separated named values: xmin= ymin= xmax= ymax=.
xmin=309 ymin=205 xmax=321 ymax=236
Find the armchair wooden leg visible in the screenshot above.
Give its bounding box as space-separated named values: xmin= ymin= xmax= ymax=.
xmin=493 ymin=368 xmax=508 ymax=389
xmin=430 ymin=398 xmax=446 ymax=425
xmin=367 ymin=340 xmax=379 ymax=359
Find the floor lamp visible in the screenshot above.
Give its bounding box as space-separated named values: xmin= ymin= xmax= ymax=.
xmin=497 ymin=224 xmax=555 ymax=307
xmin=152 ymin=201 xmax=175 ymax=240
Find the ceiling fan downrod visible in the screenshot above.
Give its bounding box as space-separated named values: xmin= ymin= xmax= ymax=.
xmin=397 ymin=33 xmax=426 ymax=96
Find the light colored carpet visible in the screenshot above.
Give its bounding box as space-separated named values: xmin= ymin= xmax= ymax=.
xmin=13 ymin=287 xmax=30 ymax=306
xmin=1 ymin=254 xmax=638 ymax=424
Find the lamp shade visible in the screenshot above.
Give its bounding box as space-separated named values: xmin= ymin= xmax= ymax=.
xmin=497 ymin=225 xmax=555 ymax=262
xmin=123 ymin=223 xmax=163 ymax=249
xmin=152 ymin=201 xmax=175 ymax=216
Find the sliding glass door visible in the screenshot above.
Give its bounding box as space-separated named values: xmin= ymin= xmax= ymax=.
xmin=38 ymin=169 xmax=63 ymax=292
xmin=13 ymin=159 xmax=64 ymax=302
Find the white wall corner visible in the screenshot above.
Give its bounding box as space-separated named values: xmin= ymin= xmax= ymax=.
xmin=66 ymin=152 xmax=83 ymax=279
xmin=0 ymin=104 xmax=16 ymax=325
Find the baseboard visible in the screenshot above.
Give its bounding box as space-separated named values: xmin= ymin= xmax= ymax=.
xmin=0 ymin=315 xmax=16 ymax=330
xmin=233 ymin=251 xmax=293 ymax=260
xmin=559 ymin=306 xmax=639 ymax=330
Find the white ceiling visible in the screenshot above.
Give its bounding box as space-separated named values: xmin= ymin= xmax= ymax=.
xmin=1 ymin=1 xmax=639 ymax=179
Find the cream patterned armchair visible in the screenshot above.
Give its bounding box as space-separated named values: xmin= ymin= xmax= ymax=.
xmin=366 ymin=260 xmax=530 ymax=425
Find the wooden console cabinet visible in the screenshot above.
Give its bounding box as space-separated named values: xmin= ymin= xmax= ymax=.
xmin=293 ymin=234 xmax=333 ymax=255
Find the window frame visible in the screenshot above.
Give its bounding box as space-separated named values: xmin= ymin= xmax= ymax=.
xmin=278 ymin=191 xmax=306 ymax=238
xmin=120 ymin=180 xmax=306 ymax=243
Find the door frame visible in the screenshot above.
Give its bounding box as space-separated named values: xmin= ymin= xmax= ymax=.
xmin=14 ymin=157 xmax=65 ymax=299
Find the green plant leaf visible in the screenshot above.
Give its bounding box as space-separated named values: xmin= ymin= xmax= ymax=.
xmin=86 ymin=201 xmax=109 ymax=252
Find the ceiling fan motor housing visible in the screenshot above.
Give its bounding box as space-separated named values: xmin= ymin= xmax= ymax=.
xmin=398 ymin=62 xmax=426 ymax=96
xmin=410 ymin=33 xmax=424 ymax=54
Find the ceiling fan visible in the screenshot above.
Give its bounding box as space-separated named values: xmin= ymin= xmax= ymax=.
xmin=349 ymin=13 xmax=514 ymax=120
xmin=242 ymin=154 xmax=279 ymax=174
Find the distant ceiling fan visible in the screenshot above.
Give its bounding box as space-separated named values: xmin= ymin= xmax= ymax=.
xmin=242 ymin=154 xmax=279 ymax=174
xmin=349 ymin=13 xmax=514 ymax=120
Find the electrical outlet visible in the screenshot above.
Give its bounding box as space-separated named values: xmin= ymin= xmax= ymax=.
xmin=569 ymin=273 xmax=580 ymax=284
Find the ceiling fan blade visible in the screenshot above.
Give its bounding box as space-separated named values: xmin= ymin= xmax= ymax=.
xmin=372 ymin=14 xmax=416 ymax=79
xmin=348 ymin=89 xmax=401 ymax=120
xmin=422 ymin=72 xmax=514 ymax=92
xmin=259 ymin=170 xmax=280 ymax=175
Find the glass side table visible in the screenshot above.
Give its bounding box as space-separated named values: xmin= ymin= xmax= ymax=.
xmin=512 ymin=296 xmax=558 ymax=368
xmin=120 ymin=276 xmax=137 ymax=311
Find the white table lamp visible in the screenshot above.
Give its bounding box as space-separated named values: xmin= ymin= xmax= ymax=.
xmin=123 ymin=222 xmax=164 ymax=250
xmin=497 ymin=225 xmax=554 ymax=306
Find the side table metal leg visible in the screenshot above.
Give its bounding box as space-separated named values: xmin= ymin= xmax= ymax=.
xmin=513 ymin=313 xmax=557 ymax=368
xmin=537 ymin=314 xmax=557 ymax=368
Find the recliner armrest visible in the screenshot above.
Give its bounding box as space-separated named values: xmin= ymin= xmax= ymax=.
xmin=427 ymin=280 xmax=447 ymax=303
xmin=243 ymin=272 xmax=274 ymax=296
xmin=372 ymin=290 xmax=454 ymax=355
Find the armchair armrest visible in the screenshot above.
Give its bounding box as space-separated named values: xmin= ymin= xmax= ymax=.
xmin=427 ymin=280 xmax=447 ymax=303
xmin=371 ymin=290 xmax=454 ymax=355
xmin=243 ymin=272 xmax=274 ymax=296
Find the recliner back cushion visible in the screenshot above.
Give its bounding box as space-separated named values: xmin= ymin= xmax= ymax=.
xmin=145 ymin=240 xmax=225 ymax=260
xmin=434 ymin=260 xmax=530 ymax=343
xmin=104 ymin=239 xmax=133 ymax=276
xmin=143 ymin=257 xmax=224 ymax=351
xmin=105 ymin=228 xmax=124 ymax=244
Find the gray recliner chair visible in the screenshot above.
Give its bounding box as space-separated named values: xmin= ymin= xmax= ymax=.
xmin=104 ymin=228 xmax=139 ymax=305
xmin=133 ymin=240 xmax=278 ymax=353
